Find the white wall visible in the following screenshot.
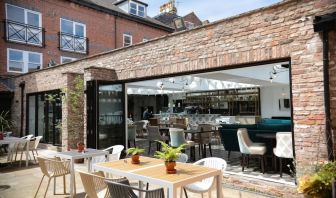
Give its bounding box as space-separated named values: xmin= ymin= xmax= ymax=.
xmin=260 ymin=85 xmax=291 ymax=118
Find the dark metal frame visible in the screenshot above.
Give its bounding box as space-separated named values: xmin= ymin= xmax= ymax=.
xmin=58 ymin=32 xmax=89 ymax=54
xmin=4 ymin=20 xmax=45 ymax=47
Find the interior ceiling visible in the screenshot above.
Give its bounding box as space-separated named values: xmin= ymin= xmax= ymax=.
xmin=127 ymin=62 xmax=289 ymax=94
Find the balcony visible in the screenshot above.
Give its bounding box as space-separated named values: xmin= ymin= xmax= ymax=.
xmin=5 ymin=20 xmax=44 ymax=47
xmin=59 ymin=32 xmax=88 ymax=54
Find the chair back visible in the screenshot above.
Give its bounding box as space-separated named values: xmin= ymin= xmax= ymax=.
xmin=103 ymin=145 xmax=124 ymax=160
xmin=237 ymin=128 xmax=252 ymax=154
xmin=147 ymin=126 xmax=162 ymax=141
xmin=172 ymin=123 xmax=186 ymax=130
xmin=78 ymin=170 xmax=108 ymax=198
xmin=128 ymin=125 xmax=136 ymax=141
xmin=105 ymin=178 xmax=164 ymax=198
xmin=196 ymin=124 xmax=212 ymax=144
xmin=274 ymin=132 xmax=293 ymax=158
xmin=169 ymin=128 xmax=186 ymax=147
xmin=34 ymin=136 xmax=43 ymax=149
xmin=7 ymin=142 xmax=19 ymax=162
xmin=22 ymin=134 xmax=34 ymax=139
xmin=192 ymin=157 xmax=227 ymax=190
xmin=37 ymin=156 xmax=51 ymax=177
xmin=176 ymin=153 xmax=188 ymax=163
xmin=37 ymin=156 xmax=70 ymax=178
xmin=134 ymin=121 xmax=146 ymax=137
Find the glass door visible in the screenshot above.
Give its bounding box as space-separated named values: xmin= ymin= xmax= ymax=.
xmin=86 ymin=81 xmax=126 ymax=149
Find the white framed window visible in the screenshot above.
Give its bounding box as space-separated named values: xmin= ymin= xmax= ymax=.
xmin=123 ymin=34 xmax=132 ymax=47
xmin=5 ymin=4 xmax=43 ymax=46
xmin=129 ymin=1 xmax=146 ymax=17
xmin=60 ymin=56 xmax=77 ymax=64
xmin=7 ymin=48 xmax=42 ymax=73
xmin=60 ymin=18 xmax=87 ymax=53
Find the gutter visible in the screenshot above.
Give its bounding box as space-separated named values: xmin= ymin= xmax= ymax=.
xmin=19 ymin=81 xmax=25 ymax=137
xmin=313 ymin=12 xmax=336 ymax=161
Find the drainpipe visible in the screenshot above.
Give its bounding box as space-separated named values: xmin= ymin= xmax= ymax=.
xmin=322 ymin=31 xmax=334 ymax=161
xmin=19 ymin=81 xmax=25 ymax=137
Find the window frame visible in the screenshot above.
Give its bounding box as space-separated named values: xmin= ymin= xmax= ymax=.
xmin=128 ymin=1 xmax=146 ymax=17
xmin=123 ymin=34 xmax=133 ymax=47
xmin=60 ymin=56 xmax=77 ymax=64
xmin=5 ymin=3 xmax=43 ymax=46
xmin=60 ymin=18 xmax=86 ymax=37
xmin=7 ymin=48 xmax=43 ymax=73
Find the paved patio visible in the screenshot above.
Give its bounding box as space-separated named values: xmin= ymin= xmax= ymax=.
xmin=0 ymin=149 xmax=276 ymax=198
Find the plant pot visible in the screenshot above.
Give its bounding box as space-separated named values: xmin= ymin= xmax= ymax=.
xmin=131 ymin=154 xmax=140 ymax=164
xmin=165 ymin=161 xmax=176 ymax=174
xmin=0 ymin=132 xmax=3 ymax=140
xmin=77 ymin=142 xmax=85 ymax=152
xmin=74 ymin=158 xmax=85 ymax=163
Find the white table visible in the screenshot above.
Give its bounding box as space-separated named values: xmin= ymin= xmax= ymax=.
xmin=0 ymin=137 xmax=29 ymax=167
xmin=54 ymin=148 xmax=109 ymax=198
xmin=94 ymin=157 xmax=223 ymax=198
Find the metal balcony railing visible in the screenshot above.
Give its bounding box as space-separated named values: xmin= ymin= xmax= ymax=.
xmin=59 ymin=32 xmax=88 ymax=54
xmin=4 ymin=20 xmax=44 ymax=47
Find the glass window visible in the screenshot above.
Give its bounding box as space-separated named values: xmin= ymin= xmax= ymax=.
xmin=27 ymin=11 xmax=39 ymax=26
xmin=130 ymin=2 xmax=137 ymax=15
xmin=61 ymin=19 xmax=73 ymax=35
xmin=123 ymin=34 xmax=132 ymax=47
xmin=7 ymin=48 xmax=42 ymax=73
xmin=138 ymin=5 xmax=145 ymax=17
xmin=6 ymin=4 xmax=25 ymax=23
xmin=60 ymin=19 xmax=86 ymax=53
xmin=129 ymin=2 xmax=146 ymax=17
xmin=61 ymin=56 xmax=77 ymax=64
xmin=75 ymin=24 xmax=84 ymax=37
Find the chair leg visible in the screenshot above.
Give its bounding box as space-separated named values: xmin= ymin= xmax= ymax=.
xmin=208 ymin=190 xmax=212 ymax=198
xmin=201 ymin=193 xmax=204 ymax=198
xmin=260 ymin=155 xmax=265 ymax=174
xmin=63 ymin=175 xmax=66 ymax=194
xmin=19 ymin=151 xmax=23 ymax=167
xmin=183 ymin=188 xmax=188 ymax=198
xmin=247 ymin=155 xmax=250 ymax=168
xmin=241 ymin=154 xmax=245 ymax=172
xmin=44 ymin=178 xmax=52 ymax=198
xmin=279 ymin=157 xmax=283 ymax=178
xmin=228 ymin=151 xmax=231 ymax=160
xmin=34 ymin=175 xmax=45 ymax=198
xmin=208 ymin=143 xmax=213 ymax=157
xmin=32 ymin=150 xmax=36 ymax=163
xmin=53 ymin=177 xmax=56 ymax=195
xmin=203 ymin=144 xmax=207 ymax=158
xmin=133 ymin=140 xmax=136 ymax=148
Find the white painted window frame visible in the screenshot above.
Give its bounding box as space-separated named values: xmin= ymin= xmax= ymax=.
xmin=60 ymin=18 xmax=86 ymax=37
xmin=123 ymin=34 xmax=133 ymax=47
xmin=60 ymin=56 xmax=77 ymax=64
xmin=7 ymin=48 xmax=43 ymax=73
xmin=128 ymin=1 xmax=146 ymax=17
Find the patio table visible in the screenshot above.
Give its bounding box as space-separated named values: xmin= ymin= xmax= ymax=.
xmin=0 ymin=137 xmax=29 ymax=167
xmin=93 ymin=156 xmax=223 ymax=198
xmin=54 ymin=148 xmax=109 ymax=198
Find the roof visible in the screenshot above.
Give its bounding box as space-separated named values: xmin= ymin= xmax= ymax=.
xmin=68 ymin=0 xmax=174 ymax=32
xmin=154 ymin=11 xmax=203 ymax=30
xmin=0 ymin=82 xmax=12 ymax=93
xmin=183 ymin=12 xmax=203 ymax=26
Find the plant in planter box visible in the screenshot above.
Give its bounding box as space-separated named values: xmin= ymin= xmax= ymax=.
xmin=126 ymin=148 xmax=145 ymax=164
xmin=154 ymin=141 xmax=187 ymax=174
xmin=298 ymin=161 xmax=336 ymax=197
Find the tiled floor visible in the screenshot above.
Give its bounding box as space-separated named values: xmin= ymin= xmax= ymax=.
xmin=0 ymin=149 xmax=274 ymax=198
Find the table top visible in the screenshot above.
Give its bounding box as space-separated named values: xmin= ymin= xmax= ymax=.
xmin=55 ymin=148 xmax=109 ymax=160
xmin=0 ymin=137 xmax=29 ymax=144
xmin=93 ymin=156 xmax=221 ymax=187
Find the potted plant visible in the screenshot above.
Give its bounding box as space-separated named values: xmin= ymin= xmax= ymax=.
xmin=298 ymin=161 xmax=336 ymax=198
xmin=0 ymin=111 xmax=13 ymax=140
xmin=154 ymin=141 xmax=187 ymax=174
xmin=126 ymin=147 xmax=145 ymax=164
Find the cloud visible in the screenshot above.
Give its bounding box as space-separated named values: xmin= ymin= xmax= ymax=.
xmin=144 ymin=0 xmax=281 ymax=22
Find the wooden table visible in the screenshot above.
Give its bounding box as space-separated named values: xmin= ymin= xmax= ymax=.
xmin=0 ymin=137 xmax=29 ymax=167
xmin=94 ymin=156 xmax=223 ymax=198
xmin=55 ymin=148 xmax=109 ymax=198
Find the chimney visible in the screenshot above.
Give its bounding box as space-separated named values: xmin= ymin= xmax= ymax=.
xmin=159 ymin=0 xmax=177 ymax=14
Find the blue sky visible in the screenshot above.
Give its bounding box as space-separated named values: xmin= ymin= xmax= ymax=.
xmin=143 ymin=0 xmax=281 ymax=22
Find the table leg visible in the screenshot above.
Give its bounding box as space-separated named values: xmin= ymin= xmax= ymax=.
xmin=70 ymin=159 xmax=75 ymax=198
xmin=25 ymin=142 xmax=29 ymax=167
xmin=88 ymin=157 xmax=92 ymax=172
xmin=168 ymin=187 xmax=177 ymax=198
xmin=138 ymin=181 xmax=144 ymax=198
xmin=216 ymin=173 xmax=223 ymax=198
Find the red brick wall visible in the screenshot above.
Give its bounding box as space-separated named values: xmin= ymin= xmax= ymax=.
xmin=0 ymin=0 xmax=169 ymax=77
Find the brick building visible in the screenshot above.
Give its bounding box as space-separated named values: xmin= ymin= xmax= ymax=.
xmin=0 ymin=0 xmax=173 ymax=80
xmin=6 ymin=0 xmax=336 ymax=196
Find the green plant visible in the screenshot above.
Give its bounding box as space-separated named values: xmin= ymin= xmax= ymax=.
xmin=298 ymin=161 xmax=336 ymax=197
xmin=126 ymin=147 xmax=145 ymax=155
xmin=0 ymin=111 xmax=13 ymax=132
xmin=154 ymin=141 xmax=187 ymax=162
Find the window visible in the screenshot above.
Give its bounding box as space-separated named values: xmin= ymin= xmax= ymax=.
xmin=7 ymin=48 xmax=42 ymax=73
xmin=5 ymin=4 xmax=43 ymax=46
xmin=129 ymin=2 xmax=146 ymax=17
xmin=123 ymin=34 xmax=132 ymax=47
xmin=143 ymin=38 xmax=149 ymax=42
xmin=60 ymin=18 xmax=87 ymax=53
xmin=60 ymin=56 xmax=77 ymax=64
xmin=185 ymin=21 xmax=195 ymax=29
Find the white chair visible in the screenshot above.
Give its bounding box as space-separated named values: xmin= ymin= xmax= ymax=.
xmin=15 ymin=134 xmax=34 ymax=166
xmin=177 ymin=153 xmax=189 ymax=163
xmin=91 ymin=145 xmax=124 ymax=171
xmin=182 ymin=157 xmax=227 ymax=198
xmin=273 ymin=132 xmax=293 ymax=177
xmin=28 ymin=136 xmax=43 ymax=163
xmin=237 ymin=128 xmax=266 ymax=173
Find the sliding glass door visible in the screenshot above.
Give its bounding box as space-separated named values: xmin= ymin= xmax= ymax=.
xmin=87 ymin=81 xmax=125 ymax=149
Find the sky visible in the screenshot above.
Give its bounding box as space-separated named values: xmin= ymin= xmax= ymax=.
xmin=143 ymin=0 xmax=281 ymax=22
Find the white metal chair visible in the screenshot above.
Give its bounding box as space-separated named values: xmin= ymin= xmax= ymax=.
xmin=182 ymin=157 xmax=227 ymax=198
xmin=28 ymin=136 xmax=43 ymax=163
xmin=273 ymin=132 xmax=293 ymax=177
xmin=91 ymin=145 xmax=124 ymax=171
xmin=35 ymin=156 xmax=71 ymax=198
xmin=15 ymin=134 xmax=34 ymax=166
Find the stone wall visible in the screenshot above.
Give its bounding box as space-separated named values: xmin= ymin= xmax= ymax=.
xmin=11 ymin=0 xmax=336 ymax=196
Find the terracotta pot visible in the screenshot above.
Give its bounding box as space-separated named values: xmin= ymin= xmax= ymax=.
xmin=165 ymin=161 xmax=176 ymax=174
xmin=131 ymin=154 xmax=140 ymax=164
xmin=74 ymin=158 xmax=85 ymax=163
xmin=77 ymin=142 xmax=85 ymax=152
